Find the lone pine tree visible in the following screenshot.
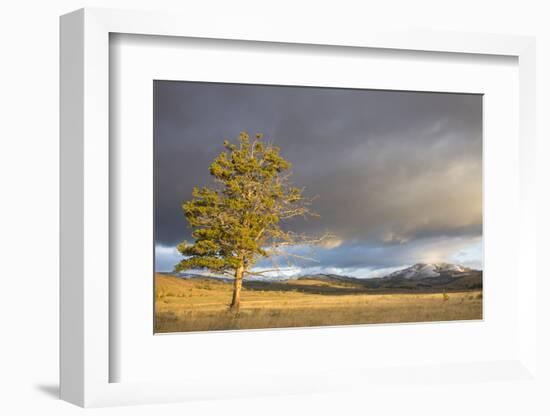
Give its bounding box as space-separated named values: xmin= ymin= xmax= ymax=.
xmin=175 ymin=132 xmax=326 ymax=312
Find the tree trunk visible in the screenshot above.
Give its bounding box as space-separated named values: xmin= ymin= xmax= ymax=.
xmin=230 ymin=265 xmax=244 ymax=313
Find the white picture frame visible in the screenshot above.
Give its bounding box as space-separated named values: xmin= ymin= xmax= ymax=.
xmin=60 ymin=7 xmax=538 ymax=408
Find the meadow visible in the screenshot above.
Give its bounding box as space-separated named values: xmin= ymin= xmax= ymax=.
xmin=155 ymin=274 xmax=483 ymax=333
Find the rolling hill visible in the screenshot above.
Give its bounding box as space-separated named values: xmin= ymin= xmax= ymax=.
xmin=161 ymin=262 xmax=482 ymax=294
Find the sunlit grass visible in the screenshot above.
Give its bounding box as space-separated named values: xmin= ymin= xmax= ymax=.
xmin=155 ymin=274 xmax=482 ymax=333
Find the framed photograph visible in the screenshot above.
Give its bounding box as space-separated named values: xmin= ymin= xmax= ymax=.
xmin=152 ymin=81 xmax=484 ymax=334
xmin=60 ymin=8 xmax=539 ymax=408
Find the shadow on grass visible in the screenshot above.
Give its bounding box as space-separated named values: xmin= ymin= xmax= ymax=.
xmin=243 ymin=278 xmax=483 ymax=296
xmin=244 ymin=281 xmax=370 ymax=296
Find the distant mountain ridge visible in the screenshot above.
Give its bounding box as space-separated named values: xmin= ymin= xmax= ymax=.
xmin=161 ymin=262 xmax=482 ymax=293
xmin=293 ymin=263 xmax=481 ymax=291
xmin=384 ymin=262 xmax=475 ymax=280
xmin=165 ymin=262 xmax=480 ymax=282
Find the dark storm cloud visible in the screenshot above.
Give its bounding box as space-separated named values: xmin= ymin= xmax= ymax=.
xmin=154 ymin=81 xmax=482 ymax=272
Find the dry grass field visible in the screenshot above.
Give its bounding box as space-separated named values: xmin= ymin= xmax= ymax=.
xmin=154 ymin=274 xmax=483 ymax=333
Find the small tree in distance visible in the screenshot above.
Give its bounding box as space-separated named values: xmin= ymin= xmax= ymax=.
xmin=175 ymin=132 xmax=329 ymax=312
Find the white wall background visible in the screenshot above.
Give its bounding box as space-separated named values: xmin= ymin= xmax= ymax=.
xmin=1 ymin=1 xmax=549 ymax=415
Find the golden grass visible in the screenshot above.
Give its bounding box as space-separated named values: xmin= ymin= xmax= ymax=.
xmin=155 ymin=274 xmax=483 ymax=333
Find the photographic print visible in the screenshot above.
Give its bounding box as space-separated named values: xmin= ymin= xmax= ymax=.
xmin=154 ymin=81 xmax=483 ymax=333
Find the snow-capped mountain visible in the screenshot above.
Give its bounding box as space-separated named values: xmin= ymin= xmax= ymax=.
xmin=163 ymin=262 xmax=480 ymax=284
xmin=384 ymin=263 xmax=475 ymax=280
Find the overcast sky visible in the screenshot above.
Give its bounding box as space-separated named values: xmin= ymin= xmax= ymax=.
xmin=154 ymin=81 xmax=482 ymax=277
